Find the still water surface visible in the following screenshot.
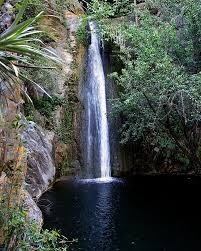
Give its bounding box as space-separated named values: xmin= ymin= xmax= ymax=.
xmin=40 ymin=177 xmax=201 ymax=251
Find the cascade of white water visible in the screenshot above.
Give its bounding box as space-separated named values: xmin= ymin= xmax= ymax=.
xmin=86 ymin=21 xmax=111 ymax=178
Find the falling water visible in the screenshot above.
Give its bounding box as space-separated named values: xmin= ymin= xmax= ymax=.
xmin=84 ymin=21 xmax=111 ymax=178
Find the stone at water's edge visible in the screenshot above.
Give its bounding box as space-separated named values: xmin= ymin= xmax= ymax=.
xmin=21 ymin=121 xmax=56 ymax=199
xmin=22 ymin=190 xmax=43 ymax=226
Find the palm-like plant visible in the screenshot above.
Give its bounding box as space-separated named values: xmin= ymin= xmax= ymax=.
xmin=0 ymin=0 xmax=61 ymax=100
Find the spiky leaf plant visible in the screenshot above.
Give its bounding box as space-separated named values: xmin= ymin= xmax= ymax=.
xmin=0 ymin=0 xmax=62 ymax=101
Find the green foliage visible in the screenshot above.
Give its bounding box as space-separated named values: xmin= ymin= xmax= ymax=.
xmin=0 ymin=207 xmax=70 ymax=250
xmin=15 ymin=0 xmax=82 ymax=28
xmin=15 ymin=0 xmax=46 ymax=19
xmin=89 ymin=0 xmax=201 ymax=170
xmin=88 ymin=0 xmax=115 ymax=20
xmin=56 ymin=102 xmax=74 ymax=144
xmin=0 ymin=0 xmax=4 ymax=6
xmin=76 ymin=16 xmax=88 ymax=46
xmin=152 ymin=0 xmax=201 ymax=72
xmin=0 ymin=0 xmax=61 ymax=103
xmin=24 ymin=95 xmax=73 ymax=143
xmin=23 ymin=95 xmax=63 ymax=130
xmin=33 ymin=96 xmax=63 ymax=118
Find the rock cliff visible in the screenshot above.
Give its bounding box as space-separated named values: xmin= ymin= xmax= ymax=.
xmin=0 ymin=0 xmax=85 ymax=244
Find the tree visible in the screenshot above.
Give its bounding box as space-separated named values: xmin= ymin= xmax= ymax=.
xmin=89 ymin=0 xmax=201 ymax=172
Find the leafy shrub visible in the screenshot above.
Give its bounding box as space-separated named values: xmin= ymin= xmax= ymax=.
xmin=76 ymin=16 xmax=88 ymax=46
xmin=33 ymin=96 xmax=63 ymax=118
xmin=15 ymin=0 xmax=46 ymax=19
xmin=88 ymin=0 xmax=201 ymax=171
xmin=0 ymin=207 xmax=71 ymax=250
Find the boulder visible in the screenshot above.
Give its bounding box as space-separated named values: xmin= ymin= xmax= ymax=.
xmin=21 ymin=121 xmax=56 ymax=199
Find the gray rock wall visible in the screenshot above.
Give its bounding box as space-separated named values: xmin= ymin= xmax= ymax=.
xmin=21 ymin=122 xmax=55 ymax=199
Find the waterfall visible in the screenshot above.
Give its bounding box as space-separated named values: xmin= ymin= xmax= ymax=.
xmin=84 ymin=21 xmax=111 ymax=178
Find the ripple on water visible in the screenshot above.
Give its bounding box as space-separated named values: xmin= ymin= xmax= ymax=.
xmin=78 ymin=177 xmax=124 ymax=184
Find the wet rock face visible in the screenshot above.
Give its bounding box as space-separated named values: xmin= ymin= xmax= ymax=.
xmin=21 ymin=122 xmax=56 ymax=199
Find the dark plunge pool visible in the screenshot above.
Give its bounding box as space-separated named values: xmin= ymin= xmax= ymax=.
xmin=39 ymin=176 xmax=201 ymax=251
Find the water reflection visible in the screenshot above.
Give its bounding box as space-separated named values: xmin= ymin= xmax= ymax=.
xmin=93 ymin=182 xmax=118 ymax=250
xmin=40 ymin=177 xmax=201 ymax=251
